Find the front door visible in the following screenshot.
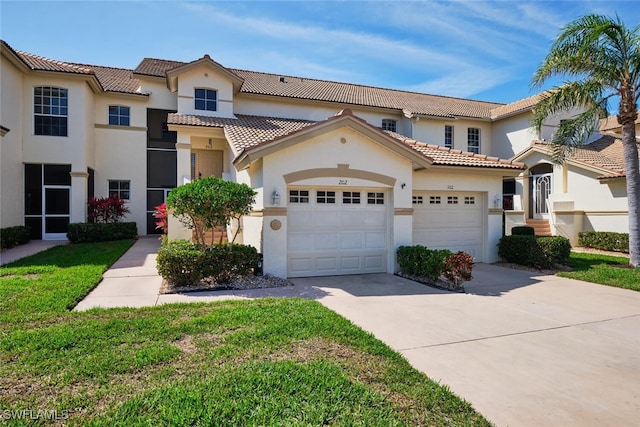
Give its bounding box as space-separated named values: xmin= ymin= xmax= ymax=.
xmin=532 ymin=173 xmax=552 ymax=219
xmin=191 ymin=150 xmax=223 ymax=180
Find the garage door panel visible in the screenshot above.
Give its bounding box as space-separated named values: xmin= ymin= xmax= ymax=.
xmin=340 ymin=232 xmax=364 ymax=249
xmin=288 ymin=188 xmax=388 ymax=277
xmin=412 ymin=191 xmax=484 ymax=262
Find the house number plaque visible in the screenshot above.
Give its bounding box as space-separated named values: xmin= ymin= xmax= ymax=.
xmin=338 ymin=179 xmax=348 ymax=185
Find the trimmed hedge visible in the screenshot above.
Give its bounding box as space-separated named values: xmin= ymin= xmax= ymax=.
xmin=578 ymin=231 xmax=629 ymax=253
xmin=157 ymin=240 xmax=260 ymax=287
xmin=397 ymin=245 xmax=453 ymax=280
xmin=67 ymin=222 xmax=138 ymax=243
xmin=498 ymin=235 xmax=571 ymax=268
xmin=511 ymin=226 xmax=535 ymax=236
xmin=396 ymin=245 xmax=474 ymax=289
xmin=0 ymin=225 xmax=31 ymax=249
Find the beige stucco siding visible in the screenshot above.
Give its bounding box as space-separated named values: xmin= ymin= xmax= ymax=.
xmin=176 ymin=67 xmax=235 ymax=118
xmin=491 ymin=112 xmax=537 ymax=159
xmin=0 ymin=59 xmax=24 ymax=228
xmin=410 ymin=118 xmax=492 ymax=154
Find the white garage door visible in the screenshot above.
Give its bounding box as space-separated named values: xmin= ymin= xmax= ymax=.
xmin=287 ymin=188 xmax=388 ymax=277
xmin=412 ymin=191 xmax=484 ymax=261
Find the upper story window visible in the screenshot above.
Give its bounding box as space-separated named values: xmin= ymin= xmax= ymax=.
xmin=34 ymin=86 xmax=68 ymax=136
xmin=194 ymin=88 xmax=217 ymax=112
xmin=444 ymin=125 xmax=454 ymax=149
xmin=381 ymin=119 xmax=397 ymax=132
xmin=108 ymin=106 xmax=130 ymax=126
xmin=467 ymin=127 xmax=480 ymax=154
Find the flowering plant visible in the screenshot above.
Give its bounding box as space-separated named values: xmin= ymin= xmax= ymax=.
xmin=153 ymin=202 xmax=168 ymax=234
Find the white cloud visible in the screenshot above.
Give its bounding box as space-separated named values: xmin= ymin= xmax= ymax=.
xmin=406 ymin=67 xmax=512 ymax=99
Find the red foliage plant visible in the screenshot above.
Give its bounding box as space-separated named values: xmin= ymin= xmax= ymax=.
xmin=88 ymin=194 xmax=130 ymax=224
xmin=153 ymin=202 xmax=168 ymax=234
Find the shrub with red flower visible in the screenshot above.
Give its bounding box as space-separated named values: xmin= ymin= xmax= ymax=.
xmin=153 ymin=202 xmax=168 ymax=234
xmin=88 ymin=194 xmax=130 ymax=223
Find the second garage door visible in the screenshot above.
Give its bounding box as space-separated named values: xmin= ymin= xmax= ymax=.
xmin=287 ymin=188 xmax=388 ymax=277
xmin=412 ymin=191 xmax=484 ymax=261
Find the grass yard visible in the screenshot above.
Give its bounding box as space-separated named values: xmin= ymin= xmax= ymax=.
xmin=558 ymin=252 xmax=640 ymax=292
xmin=0 ymin=241 xmax=490 ymax=426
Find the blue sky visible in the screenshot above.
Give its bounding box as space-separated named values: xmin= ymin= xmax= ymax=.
xmin=2 ymin=0 xmax=639 ymax=104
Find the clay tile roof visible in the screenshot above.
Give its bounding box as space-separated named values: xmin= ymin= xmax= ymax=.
xmin=599 ymin=115 xmax=640 ymax=132
xmin=134 ymin=58 xmax=187 ymax=77
xmin=531 ymin=135 xmax=639 ymax=178
xmin=167 ymin=114 xmax=316 ymax=151
xmin=232 ymin=69 xmax=502 ymax=119
xmin=16 ymin=50 xmax=94 ymax=75
xmin=386 ymin=131 xmax=525 ymax=170
xmin=168 ymin=112 xmax=524 ymax=170
xmin=11 ymin=47 xmax=146 ymax=96
xmin=490 ymin=93 xmax=544 ymax=119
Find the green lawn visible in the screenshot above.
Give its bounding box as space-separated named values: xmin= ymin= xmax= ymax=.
xmin=0 ymin=241 xmax=490 ymax=426
xmin=558 ymin=252 xmax=640 ymax=292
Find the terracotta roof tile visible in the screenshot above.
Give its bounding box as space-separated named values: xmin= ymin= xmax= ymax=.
xmin=15 ymin=50 xmax=94 ymax=75
xmin=128 ymin=58 xmax=502 ymax=119
xmin=13 ymin=49 xmax=146 ymax=96
xmin=531 ymin=135 xmax=640 ymax=178
xmin=387 ymin=131 xmax=525 ymax=169
xmin=134 ymin=58 xmax=188 ymax=77
xmin=599 ymin=115 xmax=640 ymax=132
xmin=168 ymin=112 xmax=525 ymax=170
xmin=490 ymin=93 xmax=544 ymax=119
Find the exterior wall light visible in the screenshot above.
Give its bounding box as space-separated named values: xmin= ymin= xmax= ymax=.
xmin=272 ymin=188 xmax=280 ymax=206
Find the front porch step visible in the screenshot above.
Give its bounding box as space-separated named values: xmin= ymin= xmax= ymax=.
xmin=526 ymin=219 xmax=552 ymax=236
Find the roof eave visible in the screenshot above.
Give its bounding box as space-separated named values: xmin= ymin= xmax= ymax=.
xmin=166 ymin=56 xmax=245 ymax=93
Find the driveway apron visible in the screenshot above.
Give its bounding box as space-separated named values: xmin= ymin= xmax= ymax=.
xmin=293 ymin=265 xmax=640 ymax=427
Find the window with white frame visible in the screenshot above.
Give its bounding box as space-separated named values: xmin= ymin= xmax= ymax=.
xmin=467 ymin=128 xmax=480 ymax=154
xmin=444 ymin=125 xmax=454 ymax=149
xmin=108 ymin=180 xmax=130 ymax=200
xmin=108 ymin=106 xmax=130 ymax=126
xmin=412 ymin=196 xmax=424 ymax=204
xmin=447 ymin=196 xmax=459 ymax=205
xmin=289 ymin=190 xmax=309 ymax=203
xmin=343 ymin=191 xmax=361 ymax=204
xmin=194 ymin=88 xmax=217 ymax=111
xmin=34 ymin=86 xmax=68 ymax=136
xmin=429 ymin=196 xmax=441 ymax=204
xmin=464 ymin=196 xmax=475 ymax=205
xmin=381 ymin=119 xmax=397 ymax=132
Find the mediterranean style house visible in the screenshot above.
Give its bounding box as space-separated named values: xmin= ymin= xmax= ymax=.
xmin=1 ymin=40 xmax=635 ymax=277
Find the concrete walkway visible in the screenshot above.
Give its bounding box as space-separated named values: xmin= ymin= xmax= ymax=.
xmin=0 ymin=239 xmax=68 ymax=265
xmin=69 ymin=238 xmax=640 ymax=425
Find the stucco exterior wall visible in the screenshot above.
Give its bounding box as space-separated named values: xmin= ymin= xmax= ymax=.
xmin=491 ymin=113 xmax=537 ymax=159
xmin=175 ymin=67 xmax=235 ymax=118
xmin=233 ymin=96 xmax=409 ymax=135
xmin=0 ymin=59 xmax=24 ymax=228
xmin=259 ymin=126 xmax=413 ymax=277
xmin=410 ymin=118 xmax=492 ymax=154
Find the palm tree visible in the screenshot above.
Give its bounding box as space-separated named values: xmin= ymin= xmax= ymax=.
xmin=531 ymin=14 xmax=639 ymax=267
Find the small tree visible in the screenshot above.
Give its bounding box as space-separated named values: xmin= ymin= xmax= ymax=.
xmin=166 ymin=177 xmax=256 ymax=248
xmin=88 ymin=194 xmax=130 ymax=223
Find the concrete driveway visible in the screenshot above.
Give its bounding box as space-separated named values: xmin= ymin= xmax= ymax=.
xmin=292 ymin=265 xmax=640 ymax=427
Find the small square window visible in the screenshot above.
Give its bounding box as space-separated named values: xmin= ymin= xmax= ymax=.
xmin=367 ymin=192 xmax=384 ymax=205
xmin=317 ymin=190 xmax=336 ymax=204
xmin=195 ymin=88 xmax=217 ymax=111
xmin=429 ymin=196 xmax=441 ymax=205
xmin=108 ymin=180 xmax=131 ymax=200
xmin=108 ymin=105 xmax=130 ymax=126
xmin=412 ymin=196 xmax=423 ymax=204
xmin=464 ymin=196 xmax=475 ymax=205
xmin=447 ymin=196 xmax=459 ymax=205
xmin=381 ymin=119 xmax=397 ymax=132
xmin=289 ymin=190 xmax=309 ymax=203
xmin=343 ymin=191 xmax=361 ymax=204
